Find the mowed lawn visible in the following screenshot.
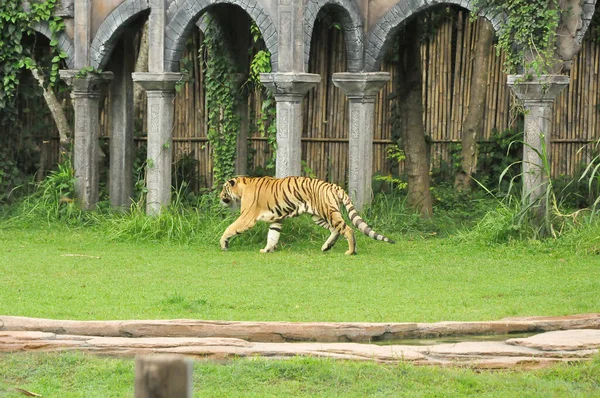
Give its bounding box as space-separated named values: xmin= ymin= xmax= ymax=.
xmin=1 ymin=352 xmax=600 ymax=398
xmin=2 ymin=222 xmax=600 ymax=397
xmin=1 ymin=223 xmax=599 ymax=323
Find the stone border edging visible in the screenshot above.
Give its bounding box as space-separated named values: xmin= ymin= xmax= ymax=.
xmin=2 ymin=329 xmax=600 ymax=369
xmin=1 ymin=314 xmax=599 ymax=343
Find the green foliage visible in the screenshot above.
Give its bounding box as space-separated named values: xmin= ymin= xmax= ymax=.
xmin=6 ymin=160 xmax=92 ymax=225
xmin=474 ymin=128 xmax=524 ymax=190
xmin=463 ymin=134 xmax=597 ymax=242
xmin=202 ymin=17 xmax=241 ymax=187
xmin=247 ymin=22 xmax=277 ymax=170
xmin=74 ymin=66 xmax=103 ymax=78
xmin=0 ymin=0 xmax=67 ymax=202
xmin=430 ymin=129 xmax=523 ymax=189
xmin=472 ymin=0 xmax=561 ymax=74
xmin=374 ymin=145 xmax=408 ymax=192
xmin=0 ymin=0 xmax=65 ymax=114
xmin=300 ymin=160 xmax=317 ymax=179
xmin=576 ymin=140 xmax=600 ymax=215
xmin=0 ymin=147 xmax=24 ymax=202
xmin=553 ymin=143 xmax=600 ymax=211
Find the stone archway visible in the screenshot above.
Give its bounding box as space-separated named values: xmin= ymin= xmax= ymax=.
xmin=364 ymin=0 xmax=504 ymax=72
xmin=303 ymin=0 xmax=364 ymax=72
xmin=32 ymin=22 xmax=75 ymax=69
xmin=164 ymin=0 xmax=278 ymax=72
xmin=89 ymin=0 xmax=151 ymax=70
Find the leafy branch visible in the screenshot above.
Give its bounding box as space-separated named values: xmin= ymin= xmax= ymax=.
xmin=0 ymin=0 xmax=66 ymax=116
xmin=472 ymin=0 xmax=561 ymax=75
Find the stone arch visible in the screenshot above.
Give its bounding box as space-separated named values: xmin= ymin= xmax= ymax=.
xmin=32 ymin=22 xmax=75 ymax=69
xmin=303 ymin=0 xmax=364 ymax=72
xmin=364 ymin=0 xmax=504 ymax=72
xmin=165 ymin=0 xmax=278 ymax=72
xmin=89 ymin=0 xmax=151 ymax=70
xmin=575 ymin=0 xmax=598 ymax=44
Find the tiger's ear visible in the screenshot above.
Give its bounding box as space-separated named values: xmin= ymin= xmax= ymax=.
xmin=228 ymin=179 xmax=236 ymax=186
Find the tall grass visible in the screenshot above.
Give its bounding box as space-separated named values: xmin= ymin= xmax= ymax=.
xmin=459 ymin=136 xmax=600 ymax=244
xmin=3 ymin=161 xmax=94 ymax=227
xmin=3 ymin=141 xmax=599 ymax=248
xmin=577 ymin=138 xmax=600 ymax=217
xmin=1 ymin=161 xmax=496 ymax=245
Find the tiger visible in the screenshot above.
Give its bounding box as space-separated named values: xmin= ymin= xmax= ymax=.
xmin=219 ymin=176 xmax=395 ymax=255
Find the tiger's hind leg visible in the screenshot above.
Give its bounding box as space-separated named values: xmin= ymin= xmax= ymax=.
xmin=220 ymin=216 xmax=257 ymax=250
xmin=312 ymin=215 xmax=340 ymax=252
xmin=328 ymin=211 xmax=356 ymax=255
xmin=260 ymin=222 xmax=282 ymax=253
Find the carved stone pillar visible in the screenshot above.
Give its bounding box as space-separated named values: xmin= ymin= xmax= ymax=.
xmin=108 ymin=37 xmax=135 ymax=208
xmin=507 ymin=75 xmax=569 ymax=205
xmin=59 ymin=70 xmax=113 ymax=210
xmin=260 ymin=73 xmax=320 ymax=177
xmin=132 ymin=72 xmax=183 ymax=215
xmin=332 ymin=72 xmax=390 ymax=210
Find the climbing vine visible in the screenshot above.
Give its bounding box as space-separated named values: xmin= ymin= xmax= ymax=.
xmin=247 ymin=22 xmax=277 ymax=170
xmin=201 ymin=17 xmax=241 ymax=187
xmin=0 ymin=0 xmax=67 ymax=200
xmin=0 ymin=0 xmax=66 ymax=116
xmin=472 ymin=0 xmax=561 ymax=75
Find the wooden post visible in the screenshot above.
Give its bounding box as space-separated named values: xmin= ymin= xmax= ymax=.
xmin=135 ymin=355 xmax=193 ymax=398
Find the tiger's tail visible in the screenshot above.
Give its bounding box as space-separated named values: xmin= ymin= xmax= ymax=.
xmin=337 ymin=188 xmax=395 ymax=244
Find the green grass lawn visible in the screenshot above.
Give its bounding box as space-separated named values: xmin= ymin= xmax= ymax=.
xmin=1 ymin=222 xmax=599 ymax=322
xmin=2 ymin=207 xmax=600 ymax=397
xmin=1 ymin=352 xmax=599 ymax=397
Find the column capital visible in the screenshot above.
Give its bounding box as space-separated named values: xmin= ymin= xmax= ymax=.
xmin=507 ymin=74 xmax=569 ymax=107
xmin=260 ymin=73 xmax=320 ymax=101
xmin=132 ymin=72 xmax=184 ymax=92
xmin=332 ymin=72 xmax=390 ymax=100
xmin=59 ymin=69 xmax=113 ymax=97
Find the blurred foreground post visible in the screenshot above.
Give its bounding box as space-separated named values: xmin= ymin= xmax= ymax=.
xmin=135 ymin=355 xmax=193 ymax=398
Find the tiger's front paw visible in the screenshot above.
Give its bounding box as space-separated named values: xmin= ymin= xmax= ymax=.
xmin=321 ymin=243 xmax=333 ymax=252
xmin=220 ymin=239 xmax=229 ymax=251
xmin=260 ymin=247 xmax=275 ymax=253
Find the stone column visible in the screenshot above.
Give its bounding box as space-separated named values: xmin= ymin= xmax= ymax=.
xmin=148 ymin=0 xmax=167 ymax=72
xmin=108 ymin=37 xmax=135 ymax=208
xmin=276 ymin=0 xmax=305 ymax=72
xmin=332 ymin=72 xmax=390 ymax=210
xmin=507 ymin=75 xmax=569 ymax=204
xmin=260 ymin=73 xmax=320 ymax=177
xmin=73 ymin=0 xmax=91 ymax=69
xmin=59 ymin=70 xmax=113 ymax=210
xmin=132 ymin=72 xmax=183 ymax=215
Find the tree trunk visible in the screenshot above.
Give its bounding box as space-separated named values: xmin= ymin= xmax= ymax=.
xmin=454 ymin=17 xmax=494 ymax=191
xmin=29 ymin=63 xmax=72 ymax=155
xmin=398 ymin=20 xmax=433 ymax=217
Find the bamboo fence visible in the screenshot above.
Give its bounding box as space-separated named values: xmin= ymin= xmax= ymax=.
xmin=92 ymin=10 xmax=600 ymax=190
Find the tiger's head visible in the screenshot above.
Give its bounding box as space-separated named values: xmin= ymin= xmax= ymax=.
xmin=220 ymin=178 xmax=242 ymax=207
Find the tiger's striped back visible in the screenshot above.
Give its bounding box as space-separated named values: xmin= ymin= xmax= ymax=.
xmin=219 ymin=176 xmax=394 ymax=254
